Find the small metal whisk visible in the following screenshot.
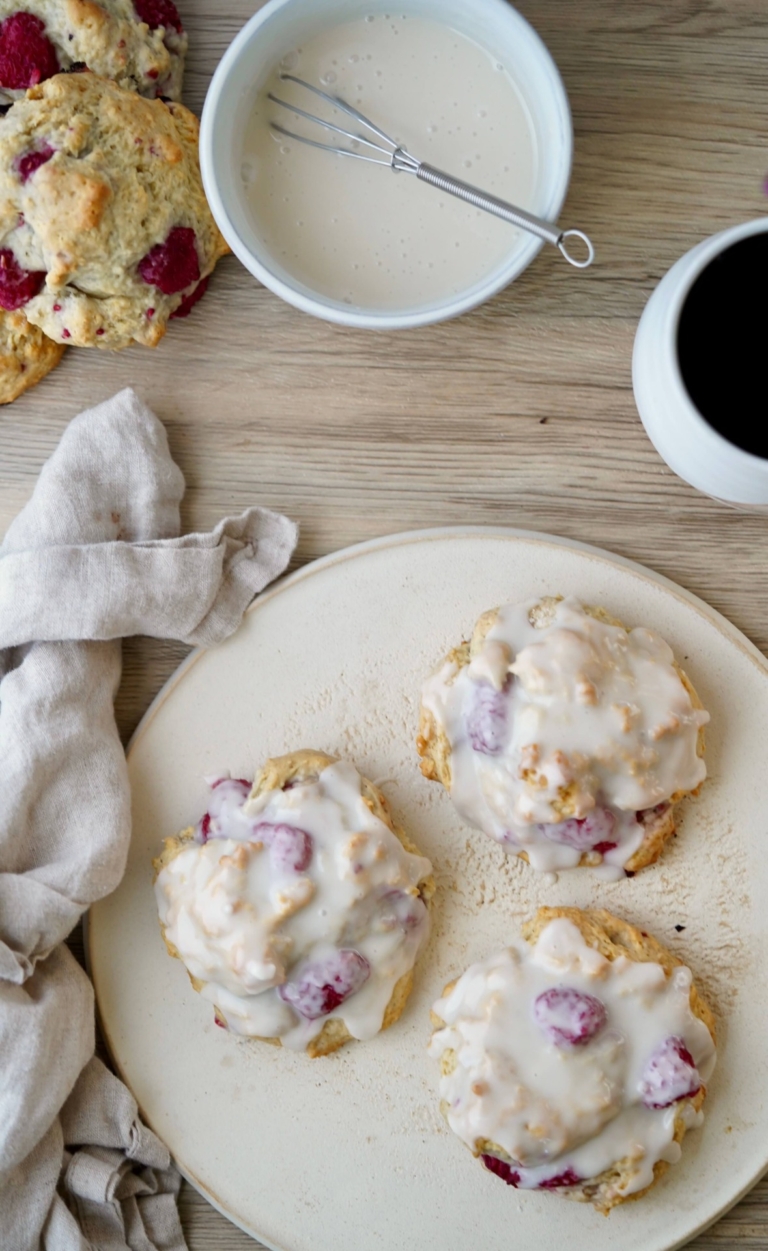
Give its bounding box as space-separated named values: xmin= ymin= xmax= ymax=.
xmin=268 ymin=75 xmax=594 ymax=270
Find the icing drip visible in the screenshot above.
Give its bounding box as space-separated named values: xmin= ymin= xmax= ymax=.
xmin=429 ymin=918 xmax=716 ymax=1200
xmin=155 ymin=760 xmax=432 ymax=1050
xmin=421 ymin=597 xmax=709 ymax=872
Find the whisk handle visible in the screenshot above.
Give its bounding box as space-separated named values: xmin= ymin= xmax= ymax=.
xmin=415 ymin=163 xmax=594 ymax=268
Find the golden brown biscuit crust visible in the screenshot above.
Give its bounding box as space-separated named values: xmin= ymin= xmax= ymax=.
xmin=0 ymin=309 xmax=64 ymax=403
xmin=432 ymin=906 xmax=716 ymax=1214
xmin=154 ymin=749 xmax=434 ymax=1059
xmin=417 ymin=597 xmax=706 ymax=873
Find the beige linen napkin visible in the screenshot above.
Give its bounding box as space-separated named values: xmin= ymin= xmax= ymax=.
xmin=0 ymin=388 xmax=298 ymax=1250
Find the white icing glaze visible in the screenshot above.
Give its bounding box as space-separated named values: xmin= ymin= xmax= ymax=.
xmin=240 ymin=14 xmax=537 ymax=311
xmin=155 ymin=761 xmax=432 ymax=1050
xmin=421 ymin=597 xmax=709 ymax=873
xmin=429 ymin=918 xmax=716 ymax=1200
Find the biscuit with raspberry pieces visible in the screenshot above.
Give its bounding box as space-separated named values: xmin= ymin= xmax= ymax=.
xmin=0 ymin=72 xmax=229 ymax=348
xmin=0 ymin=0 xmax=187 ymax=103
xmin=153 ymin=751 xmax=435 ymax=1059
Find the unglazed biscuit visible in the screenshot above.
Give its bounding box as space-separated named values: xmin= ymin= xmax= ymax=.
xmin=429 ymin=907 xmax=717 ymax=1214
xmin=0 ymin=72 xmax=229 ymax=348
xmin=0 ymin=306 xmax=63 ymax=400
xmin=154 ymin=750 xmax=435 ymax=1058
xmin=418 ymin=595 xmax=708 ymax=875
xmin=0 ymin=1 xmax=187 ymax=103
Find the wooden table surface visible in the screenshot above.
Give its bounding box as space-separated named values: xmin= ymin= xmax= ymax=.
xmin=4 ymin=0 xmax=768 ymax=1245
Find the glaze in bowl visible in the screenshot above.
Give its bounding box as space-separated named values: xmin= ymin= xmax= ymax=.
xmin=200 ymin=0 xmax=573 ymax=329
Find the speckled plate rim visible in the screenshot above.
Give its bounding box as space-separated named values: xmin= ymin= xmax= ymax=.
xmin=126 ymin=526 xmax=768 ymax=750
xmin=87 ymin=525 xmax=768 ymax=1251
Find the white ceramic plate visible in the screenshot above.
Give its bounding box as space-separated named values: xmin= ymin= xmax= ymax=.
xmin=89 ymin=527 xmax=768 ymax=1251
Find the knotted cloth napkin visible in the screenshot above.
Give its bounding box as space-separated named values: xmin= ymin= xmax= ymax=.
xmin=0 ymin=388 xmax=298 ymax=1250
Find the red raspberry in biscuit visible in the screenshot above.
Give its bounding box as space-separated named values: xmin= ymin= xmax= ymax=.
xmin=533 ymin=987 xmax=607 ymax=1047
xmin=0 ymin=249 xmax=46 ymax=311
xmin=377 ymin=889 xmax=428 ymax=933
xmin=639 ymin=1036 xmax=701 ymax=1109
xmin=481 ymin=1155 xmax=520 ymax=1187
xmin=466 ymin=678 xmax=511 ymax=756
xmin=15 ymin=144 xmax=55 ymax=184
xmin=138 ymin=226 xmax=200 ymax=295
xmin=170 ymin=274 xmax=209 ymax=319
xmin=538 ymin=807 xmax=617 ymax=852
xmin=133 ymin=0 xmax=184 ymax=34
xmin=279 ymin=950 xmax=370 ymax=1020
xmin=0 ymin=12 xmax=59 ymax=90
xmin=252 ymin=822 xmax=314 ymax=874
xmin=538 ymin=1168 xmax=581 ymax=1189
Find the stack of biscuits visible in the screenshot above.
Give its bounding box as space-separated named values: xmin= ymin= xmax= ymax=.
xmin=0 ymin=0 xmax=229 ymax=402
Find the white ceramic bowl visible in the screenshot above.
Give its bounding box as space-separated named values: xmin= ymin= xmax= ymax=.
xmin=633 ymin=217 xmax=768 ymax=509
xmin=200 ymin=0 xmax=573 ymax=329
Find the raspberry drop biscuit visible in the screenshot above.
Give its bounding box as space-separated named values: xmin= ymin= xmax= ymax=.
xmin=0 ymin=72 xmax=228 ymax=347
xmin=429 ymin=907 xmax=717 ymax=1213
xmin=0 ymin=306 xmax=63 ymax=400
xmin=417 ymin=595 xmax=708 ymax=875
xmin=154 ymin=750 xmax=435 ymax=1058
xmin=0 ymin=1 xmax=187 ymax=104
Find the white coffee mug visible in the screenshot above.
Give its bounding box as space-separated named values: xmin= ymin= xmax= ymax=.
xmin=633 ymin=216 xmax=768 ymax=509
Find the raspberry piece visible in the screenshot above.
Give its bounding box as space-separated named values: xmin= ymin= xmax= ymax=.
xmin=0 ymin=13 xmax=59 ymax=90
xmin=138 ymin=226 xmax=199 ymax=295
xmin=377 ymin=889 xmax=428 ymax=933
xmin=133 ymin=0 xmax=184 ymax=33
xmin=0 ymin=250 xmax=45 ymax=310
xmin=15 ymin=144 xmax=55 ymax=184
xmin=252 ymin=822 xmax=313 ymax=873
xmin=481 ymin=1155 xmax=520 ymax=1187
xmin=639 ymin=1036 xmax=701 ymax=1109
xmin=170 ymin=275 xmax=209 ymax=319
xmin=208 ymin=777 xmax=250 ymax=812
xmin=591 ymin=840 xmax=618 ymax=854
xmin=533 ymin=987 xmax=607 ymax=1046
xmin=539 ymin=807 xmax=616 ymax=852
xmin=278 ymin=950 xmax=370 ymax=1020
xmin=538 ymin=1168 xmax=581 ymax=1189
xmin=466 ymin=678 xmax=510 ymax=755
xmin=197 ymin=776 xmax=250 ymax=841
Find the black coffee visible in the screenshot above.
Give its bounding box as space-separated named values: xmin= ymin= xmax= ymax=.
xmin=676 ymin=231 xmax=768 ymax=458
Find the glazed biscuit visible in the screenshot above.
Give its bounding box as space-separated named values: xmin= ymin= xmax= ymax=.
xmin=154 ymin=750 xmax=435 ymax=1058
xmin=430 ymin=906 xmax=716 ymax=1214
xmin=418 ymin=595 xmax=708 ymax=874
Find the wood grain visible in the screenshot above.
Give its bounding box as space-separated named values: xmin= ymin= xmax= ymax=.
xmin=14 ymin=0 xmax=767 ymax=1244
